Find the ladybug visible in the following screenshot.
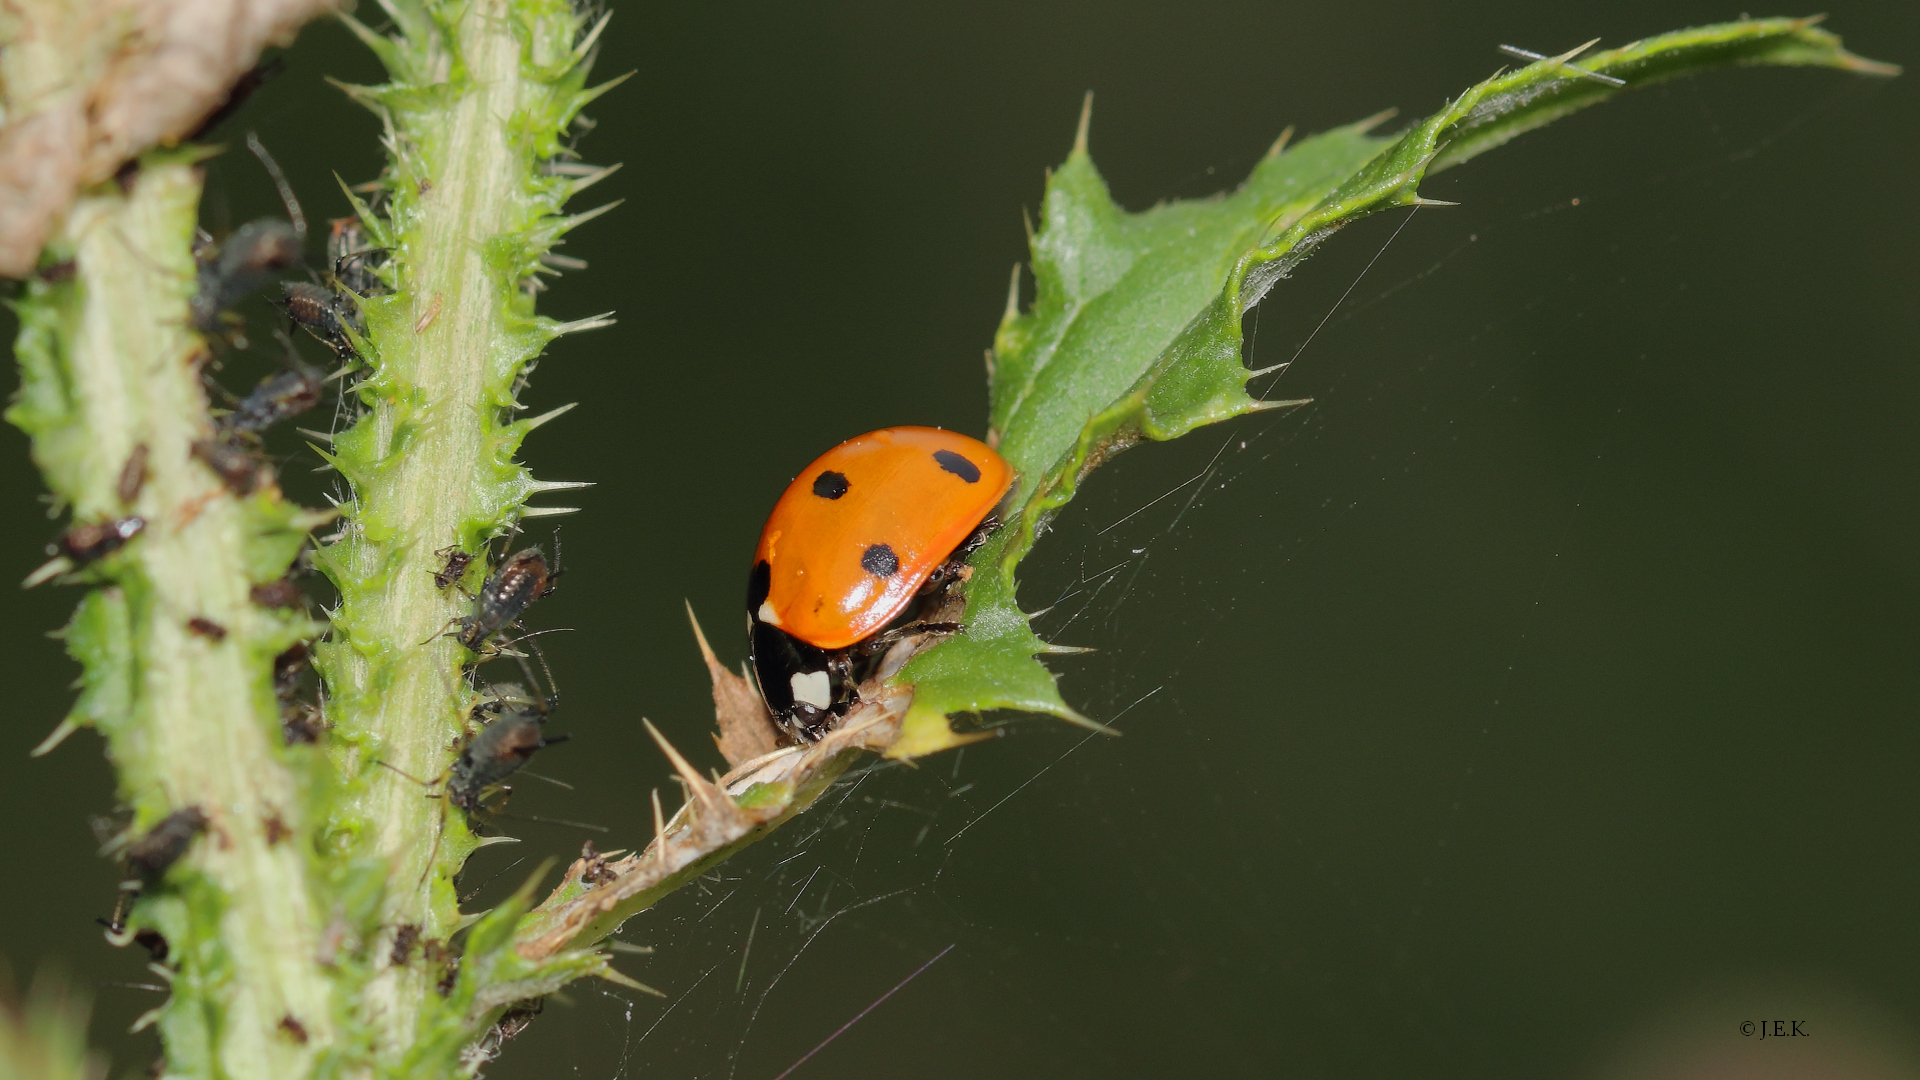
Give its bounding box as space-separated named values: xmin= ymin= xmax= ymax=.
xmin=748 ymin=427 xmax=1014 ymax=742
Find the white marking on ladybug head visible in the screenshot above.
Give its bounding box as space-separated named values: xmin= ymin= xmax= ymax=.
xmin=757 ymin=600 xmax=781 ymax=626
xmin=789 ymin=670 xmax=830 ymax=710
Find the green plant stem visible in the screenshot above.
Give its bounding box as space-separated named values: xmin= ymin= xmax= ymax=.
xmin=328 ymin=1 xmax=532 ymax=1043
xmin=11 ymin=160 xmax=331 ymax=1078
xmin=314 ymin=0 xmax=613 ymax=1061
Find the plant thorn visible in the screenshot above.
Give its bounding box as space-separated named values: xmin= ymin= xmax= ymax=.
xmin=523 ymin=402 xmax=578 ymax=431
xmin=561 ymin=200 xmax=624 ymax=233
xmin=685 ymin=601 xmax=719 ymax=665
xmin=574 ymin=11 xmax=615 ymax=62
xmin=643 ymin=719 xmax=729 ymax=811
xmin=30 ymin=718 xmax=81 ymax=757
xmin=1354 ymin=107 xmax=1399 ymax=133
xmin=564 ymin=162 xmax=622 ymax=198
xmin=1056 ymin=706 xmax=1119 ymax=737
xmin=22 ymin=556 xmax=72 ymax=588
xmin=552 ymin=312 xmax=616 ymax=336
xmin=595 ymin=962 xmax=666 ymax=997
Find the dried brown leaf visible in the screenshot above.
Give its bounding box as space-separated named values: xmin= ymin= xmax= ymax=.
xmin=0 ymin=0 xmax=337 ymax=276
xmin=685 ymin=601 xmax=782 ymax=768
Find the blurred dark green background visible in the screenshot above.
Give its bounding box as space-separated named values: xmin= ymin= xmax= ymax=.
xmin=4 ymin=2 xmax=1916 ymax=1077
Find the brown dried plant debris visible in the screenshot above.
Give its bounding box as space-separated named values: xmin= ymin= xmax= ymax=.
xmin=0 ymin=0 xmax=337 ymax=276
xmin=514 ymin=600 xmax=968 ymax=962
xmin=514 ymin=687 xmax=910 ymax=961
xmin=685 ymin=601 xmax=782 ymax=768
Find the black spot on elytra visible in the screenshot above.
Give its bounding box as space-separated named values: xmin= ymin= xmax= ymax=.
xmin=811 ymin=470 xmax=849 ymax=499
xmin=932 ymin=449 xmax=981 ymax=483
xmin=747 ymin=560 xmax=772 ymax=613
xmin=861 ymin=543 xmax=899 ymax=577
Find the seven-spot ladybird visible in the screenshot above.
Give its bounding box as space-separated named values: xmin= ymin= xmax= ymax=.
xmin=748 ymin=426 xmax=1014 ymax=741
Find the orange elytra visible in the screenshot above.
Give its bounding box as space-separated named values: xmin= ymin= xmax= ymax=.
xmin=746 ymin=426 xmax=1013 ymax=740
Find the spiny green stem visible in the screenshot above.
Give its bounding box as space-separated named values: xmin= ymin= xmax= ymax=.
xmin=10 ymin=159 xmax=331 ymax=1078
xmin=326 ymin=0 xmax=537 ymax=1038
xmin=312 ymin=0 xmax=614 ymax=1061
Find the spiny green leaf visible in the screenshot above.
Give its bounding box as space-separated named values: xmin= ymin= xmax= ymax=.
xmin=894 ymin=16 xmax=1897 ymax=756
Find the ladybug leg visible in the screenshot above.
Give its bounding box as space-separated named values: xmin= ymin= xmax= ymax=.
xmin=861 ymin=621 xmax=963 ymax=653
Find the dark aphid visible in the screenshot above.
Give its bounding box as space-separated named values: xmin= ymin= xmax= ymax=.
xmin=222 ymin=344 xmax=324 ymax=436
xmin=278 ymin=1015 xmax=309 ymax=1044
xmin=448 ymin=648 xmax=567 ymax=815
xmin=487 ymin=999 xmax=545 ymax=1049
xmin=117 ymin=443 xmax=150 ymax=505
xmin=282 ymin=700 xmax=327 ymax=745
xmin=94 ymin=907 xmax=167 ymax=961
xmin=280 ymin=281 xmax=333 ymax=329
xmin=280 ymin=216 xmax=387 ymax=362
xmin=579 ymin=840 xmax=618 ymax=886
xmin=281 ymin=280 xmax=365 ymax=362
xmin=252 ymin=578 xmax=305 ymax=609
xmin=391 ymin=923 xmax=421 ymax=966
xmin=34 ymin=259 xmax=77 ymax=284
xmin=432 ymin=545 xmax=475 ymax=591
xmin=264 ymin=814 xmax=293 ymax=845
xmin=272 ymin=642 xmax=311 ymax=698
xmin=133 ymin=928 xmax=169 ymax=963
xmin=446 ymin=702 xmax=568 ymax=814
xmin=455 ymin=541 xmax=562 ymax=652
xmin=124 ymin=807 xmax=208 ymax=880
xmin=186 ymin=617 xmax=228 ymax=641
xmin=52 ymin=516 xmax=145 ymax=566
xmin=192 ymin=437 xmax=270 ymax=495
xmin=327 ymin=216 xmax=390 ymax=298
xmin=191 ymin=218 xmax=305 ymax=332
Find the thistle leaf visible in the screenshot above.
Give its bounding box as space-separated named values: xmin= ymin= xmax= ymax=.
xmin=893 ymin=17 xmax=1898 ymax=756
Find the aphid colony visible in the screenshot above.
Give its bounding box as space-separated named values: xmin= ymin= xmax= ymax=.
xmin=28 ymin=138 xmax=383 ymax=593
xmin=52 ymin=136 xmax=580 ymax=972
xmin=48 ymin=131 xmax=1015 ymax=1002
xmin=409 ymin=530 xmax=570 ymax=817
xmin=186 ymin=143 xmax=389 ymax=503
